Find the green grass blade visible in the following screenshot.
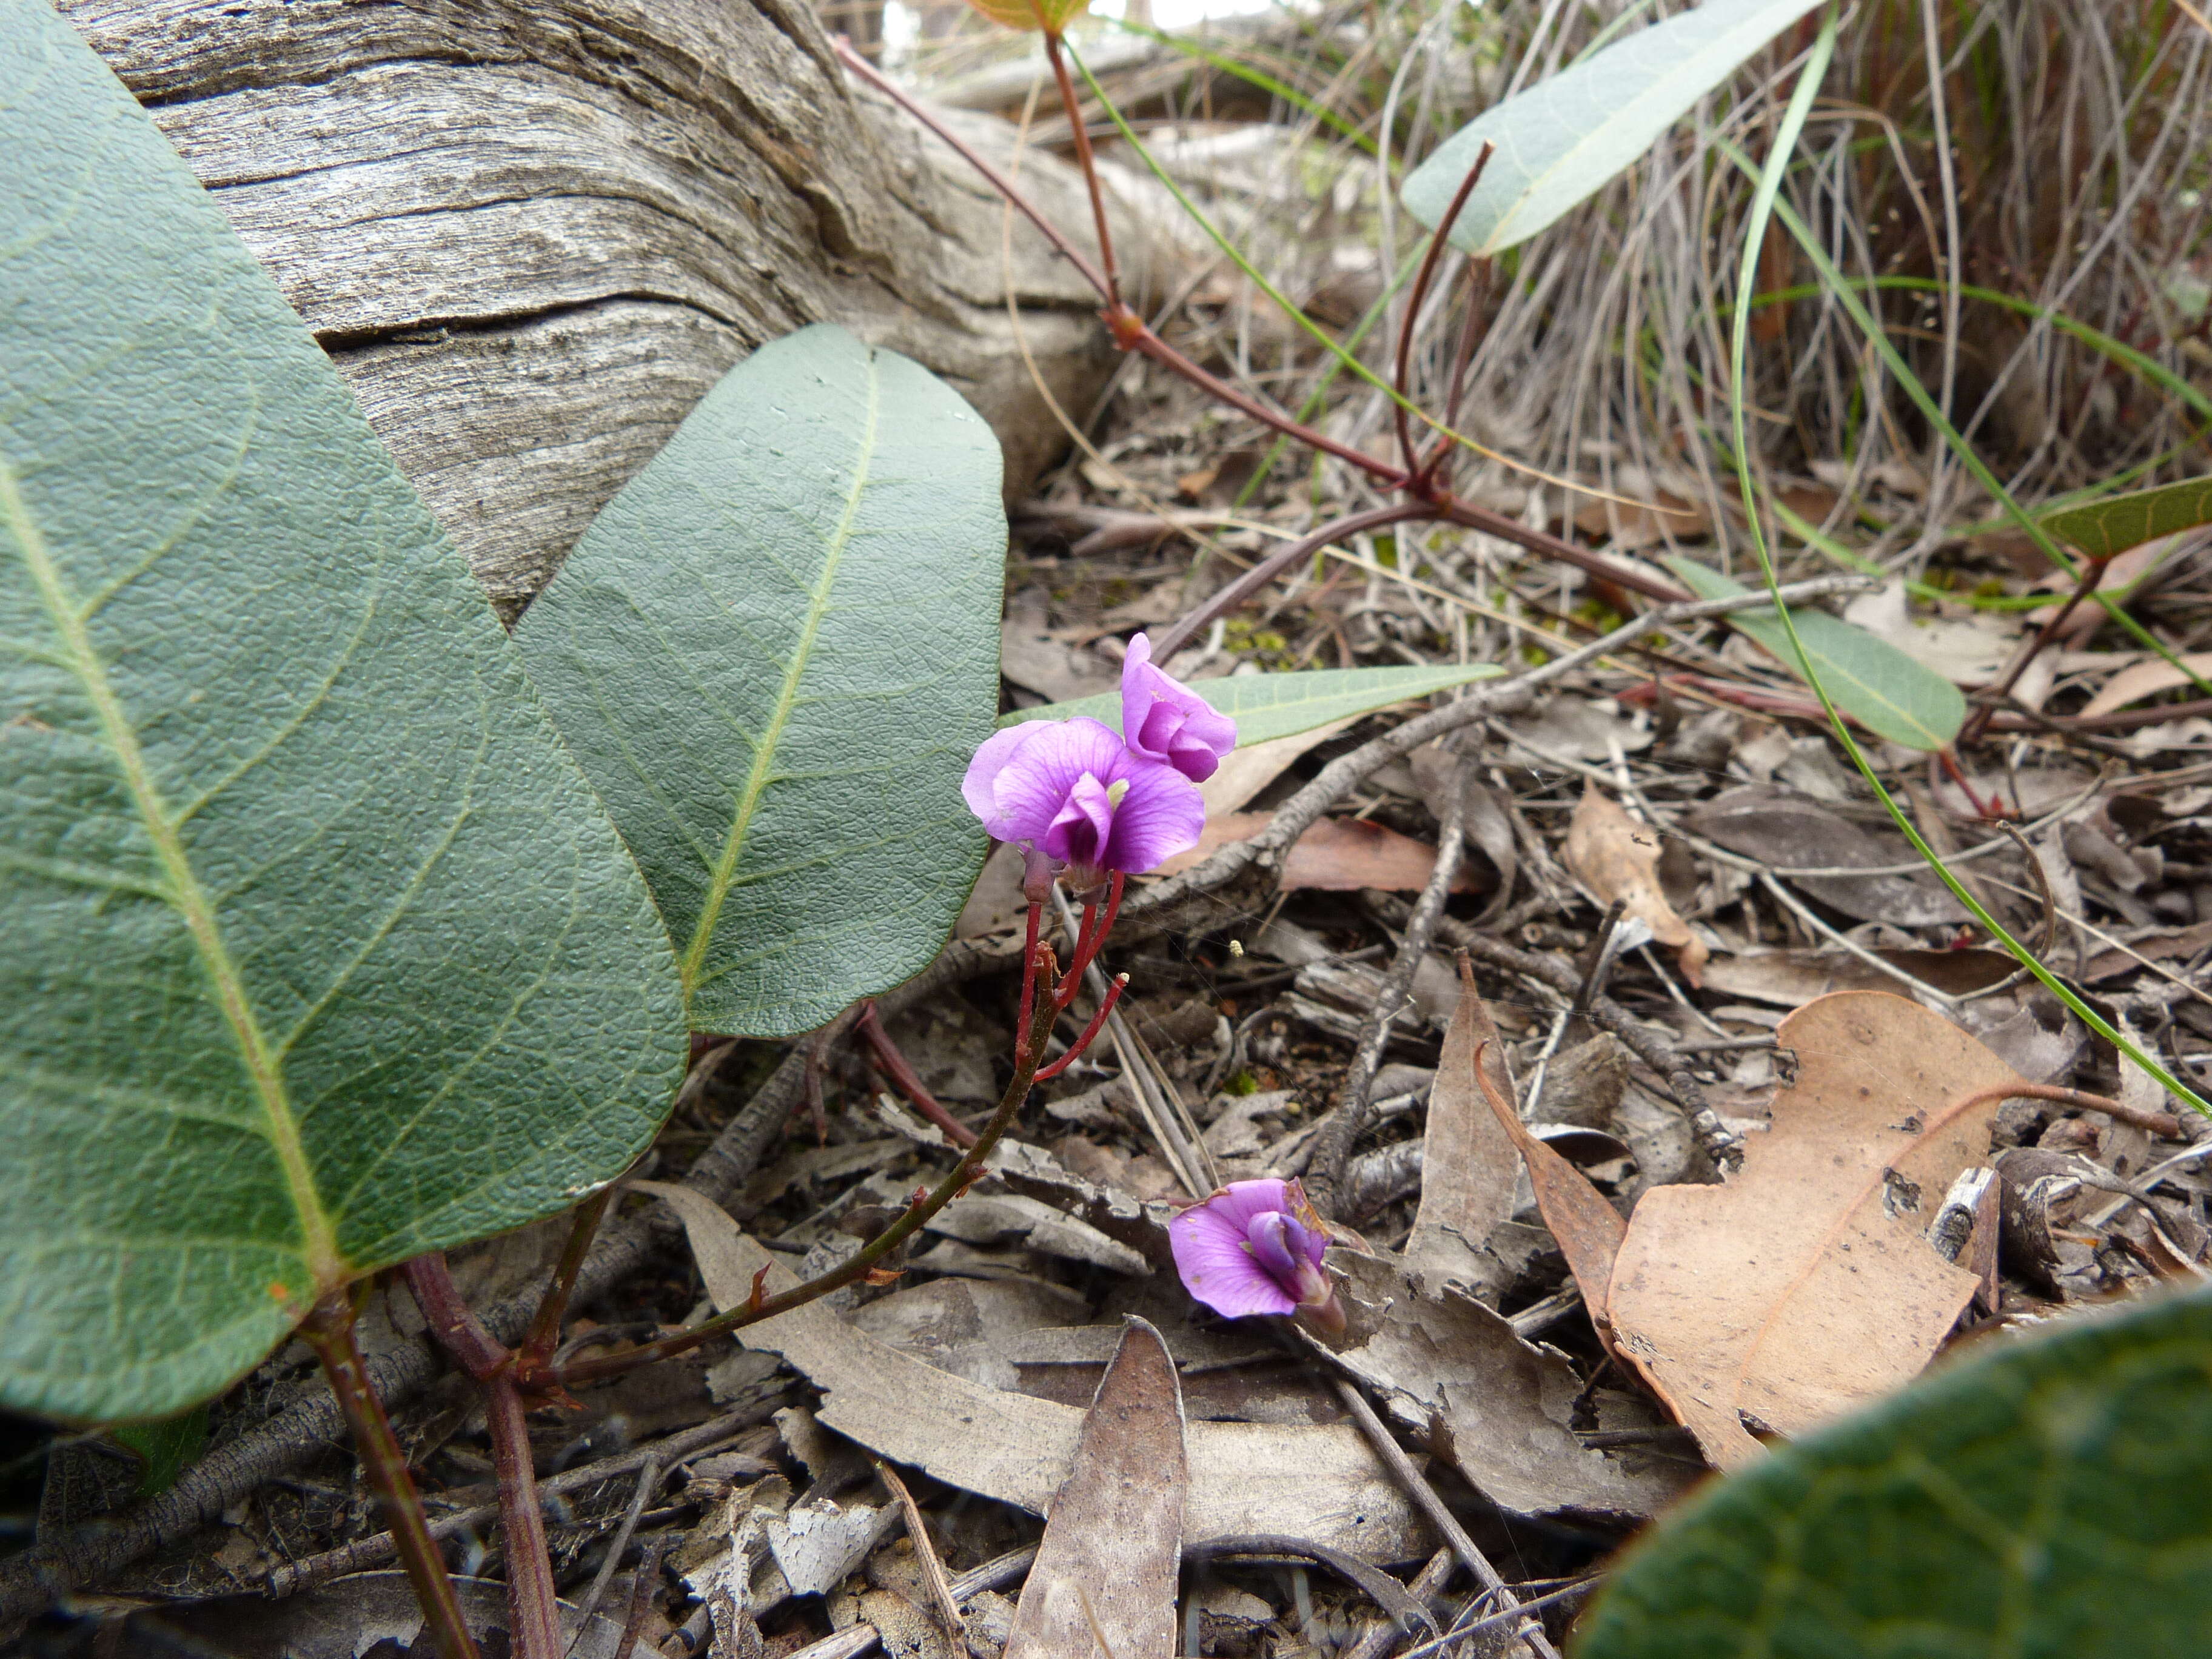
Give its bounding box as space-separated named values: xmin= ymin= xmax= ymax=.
xmin=1720 ymin=7 xmax=2208 ymax=1121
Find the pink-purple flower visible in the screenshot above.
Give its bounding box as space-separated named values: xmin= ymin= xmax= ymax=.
xmin=1169 ymin=1178 xmax=1344 ymax=1331
xmin=1121 ymin=632 xmax=1238 ymax=783
xmin=962 ymin=715 xmax=1205 ymax=879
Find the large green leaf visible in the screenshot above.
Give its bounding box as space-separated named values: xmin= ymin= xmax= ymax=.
xmin=0 ymin=3 xmax=686 ymax=1423
xmin=1665 ymin=557 xmax=1966 ymax=751
xmin=2039 ymin=473 xmax=2212 ymax=561
xmin=514 ymin=326 xmax=1005 ymax=1039
xmin=1000 ymin=662 xmax=1503 ymax=746
xmin=1577 ymin=1288 xmax=2212 ymax=1658
xmin=1403 ymin=0 xmax=1823 ymax=255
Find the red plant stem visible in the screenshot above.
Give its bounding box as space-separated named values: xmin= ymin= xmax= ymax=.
xmin=857 ymin=998 xmax=979 ymax=1147
xmin=1043 ymin=30 xmax=1123 ymax=312
xmin=516 ymin=1186 xmax=614 ymax=1374
xmin=1127 ymin=331 xmax=1410 ymax=486
xmin=551 ymin=967 xmax=1059 ymax=1388
xmin=298 ymin=1292 xmax=481 ymax=1659
xmin=1433 ymin=495 xmax=1685 ymax=601
xmin=1074 ymin=872 xmax=1126 ymax=984
xmin=1014 ymin=900 xmax=1044 ymax=1056
xmin=1935 ymin=745 xmax=2008 ymax=822
xmin=1393 ymin=143 xmax=1495 ymax=478
xmin=834 ymin=39 xmax=1111 ymax=295
xmin=483 ymin=1373 xmax=563 ymax=1659
xmin=1054 ymin=896 xmax=1103 ymax=1014
xmin=1959 ymin=557 xmax=2104 ymax=746
xmin=1035 ymin=973 xmax=1128 ymax=1081
xmin=1150 ymin=502 xmax=1437 ymax=661
xmin=401 ymin=1256 xmax=560 ymax=1659
xmin=1421 ymin=257 xmax=1497 ymax=489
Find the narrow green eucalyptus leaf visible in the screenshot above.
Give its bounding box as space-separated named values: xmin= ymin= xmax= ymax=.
xmin=2039 ymin=473 xmax=2212 ymax=562
xmin=514 ymin=326 xmax=1005 ymax=1039
xmin=1664 ymin=557 xmax=1965 ymax=751
xmin=112 ymin=1408 xmax=209 ymax=1498
xmin=1578 ymin=1288 xmax=2212 ymax=1658
xmin=1000 ymin=662 xmax=1503 ymax=747
xmin=0 ymin=3 xmax=686 ymax=1422
xmin=1403 ymin=0 xmax=1823 ymax=255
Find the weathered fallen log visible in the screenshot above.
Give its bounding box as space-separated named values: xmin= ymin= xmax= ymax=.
xmin=63 ymin=0 xmax=1173 ymax=614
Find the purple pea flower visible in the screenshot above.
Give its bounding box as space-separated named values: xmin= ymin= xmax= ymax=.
xmin=962 ymin=716 xmax=1204 ymax=880
xmin=1168 ymin=1178 xmax=1344 ymax=1332
xmin=1121 ymin=632 xmax=1238 ymax=783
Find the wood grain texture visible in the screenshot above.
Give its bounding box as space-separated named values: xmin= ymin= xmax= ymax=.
xmin=63 ymin=0 xmax=1165 ymax=612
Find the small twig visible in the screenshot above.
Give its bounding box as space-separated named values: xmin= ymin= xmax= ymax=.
xmin=782 ymin=1548 xmax=1038 ymax=1659
xmin=1330 ymin=1379 xmax=1560 ymax=1659
xmin=874 ymin=1460 xmax=974 ymax=1657
xmin=297 ymin=1292 xmax=481 ymax=1659
xmin=563 ymin=1454 xmax=661 ymax=1655
xmin=1307 ymin=758 xmax=1470 ymax=1217
xmin=612 ymin=1534 xmax=669 ymax=1659
xmin=263 ymin=1411 xmax=767 ymax=1597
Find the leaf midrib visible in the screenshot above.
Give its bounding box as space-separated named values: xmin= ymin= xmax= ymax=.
xmin=1 ymin=451 xmax=340 ymax=1284
xmin=678 ymin=353 xmax=882 ymax=999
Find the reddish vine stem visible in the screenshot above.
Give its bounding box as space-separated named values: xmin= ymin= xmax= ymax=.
xmin=1043 ymin=30 xmax=1123 ymax=313
xmin=1959 ymin=557 xmax=2105 ymax=747
xmin=857 ymin=998 xmax=979 ymax=1147
xmin=298 ymin=1292 xmax=481 ymax=1659
xmin=403 ymin=1255 xmax=562 ymax=1659
xmin=517 ymin=1185 xmax=615 ymax=1375
xmin=1393 ymin=142 xmax=1495 ymax=479
xmin=1054 ymin=871 xmax=1125 ymax=1010
xmin=1036 ymin=972 xmax=1128 ymax=1082
xmin=550 ymin=946 xmax=1061 ymax=1388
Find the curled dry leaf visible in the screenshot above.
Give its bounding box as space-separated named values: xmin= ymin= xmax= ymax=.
xmin=1606 ymin=993 xmax=2023 ymax=1470
xmin=1563 ymin=786 xmax=1708 ymax=985
xmin=1400 ymin=973 xmax=1520 ymax=1296
xmin=1469 ymin=1031 xmax=1626 ymax=1358
xmin=630 ymin=1182 xmax=1426 ymax=1559
xmin=1002 ymin=1319 xmax=1184 ymax=1659
xmin=1155 ymin=813 xmax=1477 ymax=892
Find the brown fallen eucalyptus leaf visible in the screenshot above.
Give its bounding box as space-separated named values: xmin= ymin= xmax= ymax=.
xmin=1155 ymin=813 xmax=1476 ymax=892
xmin=1605 ymin=992 xmax=2023 ymax=1470
xmin=629 ymin=1182 xmax=1426 ymax=1559
xmin=1399 ymin=971 xmax=1520 ymax=1296
xmin=1563 ymin=786 xmax=1708 ymax=985
xmin=1002 ymin=1319 xmax=1184 ymax=1659
xmin=1469 ymin=1030 xmax=1626 ymax=1358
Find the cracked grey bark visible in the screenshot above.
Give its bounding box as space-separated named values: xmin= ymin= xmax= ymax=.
xmin=61 ymin=0 xmax=1160 ymax=615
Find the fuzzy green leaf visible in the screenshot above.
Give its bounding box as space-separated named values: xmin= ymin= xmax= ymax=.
xmin=1578 ymin=1287 xmax=2212 ymax=1658
xmin=1665 ymin=557 xmax=1965 ymax=751
xmin=0 ymin=3 xmax=686 ymax=1421
xmin=1403 ymin=0 xmax=1823 ymax=256
xmin=1001 ymin=662 xmax=1503 ymax=748
xmin=2040 ymin=474 xmax=2212 ymax=562
xmin=514 ymin=326 xmax=1006 ymax=1039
